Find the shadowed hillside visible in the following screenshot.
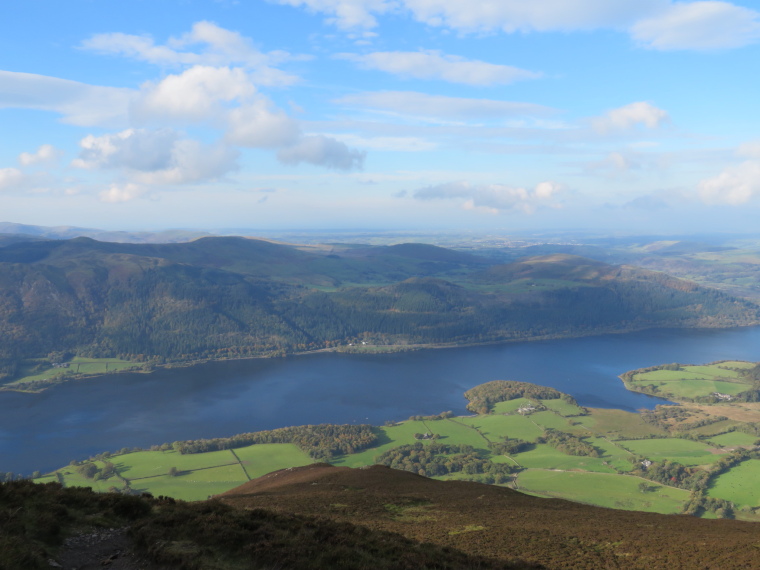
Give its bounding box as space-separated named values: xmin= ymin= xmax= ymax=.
xmin=1 ymin=237 xmax=758 ymax=385
xmin=220 ymin=463 xmax=760 ymax=569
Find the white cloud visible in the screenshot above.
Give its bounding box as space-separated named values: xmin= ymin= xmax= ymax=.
xmin=270 ymin=0 xmax=394 ymax=29
xmin=82 ymin=21 xmax=300 ymax=86
xmin=0 ymin=70 xmax=134 ymax=127
xmin=99 ymin=183 xmax=148 ymax=203
xmin=325 ymin=133 xmax=436 ymax=151
xmin=18 ymin=144 xmax=63 ymax=166
xmin=277 ymin=135 xmax=366 ymax=170
xmin=336 ymin=50 xmax=541 ymax=85
xmin=699 ymin=160 xmax=760 ymax=205
xmin=631 ymin=2 xmax=760 ymax=50
xmin=225 ymin=100 xmax=301 ymax=148
xmin=133 ymin=65 xmax=256 ymax=124
xmin=336 ymin=91 xmax=555 ymax=120
xmin=592 ymin=102 xmax=669 ymax=133
xmin=738 ymin=140 xmax=760 ymax=159
xmin=73 ymin=128 xmax=239 ymax=185
xmin=413 ymin=180 xmax=563 ymax=214
xmin=273 ymin=0 xmax=760 ymax=51
xmin=0 ymin=167 xmax=26 ymax=191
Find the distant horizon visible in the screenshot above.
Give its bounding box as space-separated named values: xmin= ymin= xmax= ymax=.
xmin=2 ymin=1 xmax=760 ymax=233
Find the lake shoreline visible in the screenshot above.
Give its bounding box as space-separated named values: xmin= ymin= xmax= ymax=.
xmin=5 ymin=321 xmax=758 ymax=395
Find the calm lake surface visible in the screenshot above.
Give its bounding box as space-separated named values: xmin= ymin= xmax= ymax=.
xmin=3 ymin=326 xmax=760 ymax=474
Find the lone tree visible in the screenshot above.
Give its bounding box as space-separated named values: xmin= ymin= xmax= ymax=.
xmin=168 ymin=466 xmax=179 ymax=477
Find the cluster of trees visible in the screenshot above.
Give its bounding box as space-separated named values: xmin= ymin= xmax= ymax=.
xmin=76 ymin=461 xmax=118 ymax=481
xmin=173 ymin=424 xmax=378 ymax=460
xmin=491 ymin=438 xmax=532 ymax=455
xmin=464 ymin=381 xmax=570 ymax=414
xmin=538 ymin=429 xmax=600 ymax=457
xmin=375 ymin=443 xmax=514 ymax=483
xmin=682 ymin=491 xmax=735 ymax=518
xmin=640 ymin=405 xmax=698 ymax=430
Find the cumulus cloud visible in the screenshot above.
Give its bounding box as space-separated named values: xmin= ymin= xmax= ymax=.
xmin=82 ymin=21 xmax=300 ymax=86
xmin=270 ymin=0 xmax=394 ymax=29
xmin=272 ymin=0 xmax=760 ymax=50
xmin=592 ymin=102 xmax=669 ymax=133
xmin=18 ymin=144 xmax=63 ymax=166
xmin=225 ymin=100 xmax=301 ymax=147
xmin=336 ymin=91 xmax=555 ymax=120
xmin=277 ymin=135 xmax=366 ymax=170
xmin=99 ymin=183 xmax=148 ymax=203
xmin=336 ymin=50 xmax=541 ymax=85
xmin=73 ymin=128 xmax=239 ymax=184
xmin=631 ymin=2 xmax=760 ymax=50
xmin=699 ymin=160 xmax=760 ymax=205
xmin=133 ymin=66 xmax=256 ymax=124
xmin=413 ymin=180 xmax=563 ymax=214
xmin=0 ymin=70 xmax=134 ymax=126
xmin=0 ymin=167 xmax=26 ymax=191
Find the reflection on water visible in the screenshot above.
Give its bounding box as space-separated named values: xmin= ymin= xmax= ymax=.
xmin=1 ymin=326 xmax=759 ymax=474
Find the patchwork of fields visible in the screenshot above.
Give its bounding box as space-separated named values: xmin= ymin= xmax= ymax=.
xmin=35 ymin=362 xmax=760 ymax=520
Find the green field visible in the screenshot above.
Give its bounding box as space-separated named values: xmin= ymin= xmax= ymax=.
xmin=517 ymin=470 xmax=690 ymax=514
xmin=115 ymin=449 xmax=238 ymax=479
xmin=512 ymin=444 xmax=616 ymax=473
xmin=7 ymin=357 xmax=136 ymax=387
xmin=707 ymin=460 xmax=760 ymax=508
xmin=492 ymin=398 xmax=535 ymax=414
xmin=618 ymin=438 xmax=722 ymax=466
xmin=131 ymin=464 xmax=249 ymax=501
xmin=540 ymin=398 xmax=586 ymax=417
xmin=232 ymin=444 xmax=313 ymax=479
xmin=628 ymin=363 xmax=754 ymax=400
xmin=575 ymin=408 xmax=666 ymax=439
xmin=707 ymin=431 xmax=759 ymax=448
xmin=457 ymin=413 xmax=545 ymax=442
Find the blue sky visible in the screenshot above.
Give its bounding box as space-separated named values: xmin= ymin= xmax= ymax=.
xmin=2 ymin=0 xmax=760 ymax=233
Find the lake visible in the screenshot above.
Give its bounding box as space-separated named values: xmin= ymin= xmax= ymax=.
xmin=3 ymin=326 xmax=760 ymax=474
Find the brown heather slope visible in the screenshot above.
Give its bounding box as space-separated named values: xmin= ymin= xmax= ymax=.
xmin=220 ymin=464 xmax=760 ymax=569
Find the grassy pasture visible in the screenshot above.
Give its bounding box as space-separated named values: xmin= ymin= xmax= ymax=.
xmin=576 ymin=408 xmax=666 ymax=439
xmin=512 ymin=444 xmax=616 ymax=473
xmin=232 ymin=443 xmax=312 ymax=479
xmin=618 ymin=438 xmax=722 ymax=466
xmin=682 ymin=365 xmax=741 ymax=378
xmin=428 ymin=419 xmax=491 ymax=450
xmin=540 ymin=399 xmax=585 ymax=417
xmin=707 ymin=460 xmax=760 ymax=508
xmin=529 ymin=410 xmax=587 ymax=432
xmin=115 ymin=449 xmax=238 ymax=479
xmin=633 ymin=379 xmax=751 ymax=399
xmin=707 ymin=431 xmax=759 ymax=448
xmin=8 ymin=357 xmax=136 ymax=386
xmin=686 ymin=419 xmax=743 ymax=437
xmin=132 ymin=464 xmax=249 ymax=501
xmin=583 ymin=436 xmax=635 ymax=472
xmin=491 ymin=398 xmax=534 ymax=414
xmin=458 ymin=414 xmax=544 ymax=442
xmin=517 ymin=470 xmax=690 ymax=514
xmin=716 ymin=361 xmax=756 ymax=369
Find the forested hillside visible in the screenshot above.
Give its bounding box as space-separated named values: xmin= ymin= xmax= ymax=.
xmin=0 ymin=236 xmax=757 ymax=382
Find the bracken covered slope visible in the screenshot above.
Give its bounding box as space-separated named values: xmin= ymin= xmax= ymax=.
xmin=221 ymin=463 xmax=760 ymax=569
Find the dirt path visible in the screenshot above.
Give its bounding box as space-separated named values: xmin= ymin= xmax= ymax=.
xmin=54 ymin=527 xmax=167 ymax=570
